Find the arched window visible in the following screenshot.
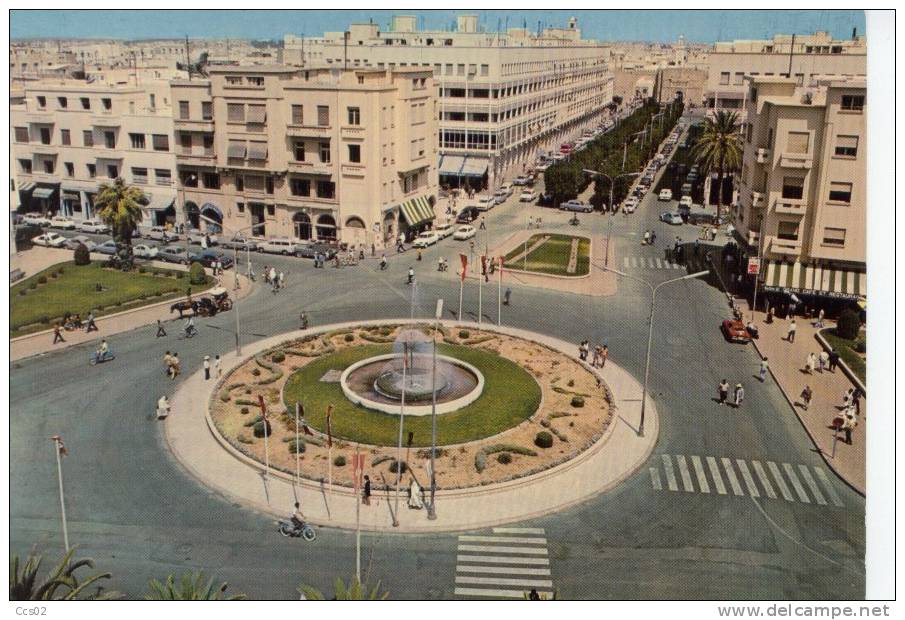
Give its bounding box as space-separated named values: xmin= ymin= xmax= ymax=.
xmin=200 ymin=203 xmax=223 ymax=233
xmin=184 ymin=201 xmax=200 ymax=229
xmin=345 ymin=216 xmax=366 ymax=229
xmin=293 ymin=212 xmax=312 ymax=240
xmin=316 ymin=214 xmax=337 ymax=242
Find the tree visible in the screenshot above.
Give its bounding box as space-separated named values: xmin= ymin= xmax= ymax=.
xmin=73 ymin=243 xmax=91 ymax=266
xmin=298 ymin=577 xmax=389 ymax=600
xmin=836 ymin=308 xmax=862 ymax=340
xmin=691 ymin=110 xmax=742 ymax=214
xmin=145 ymin=572 xmax=245 ymax=600
xmin=189 ymin=261 xmax=207 ymax=285
xmin=10 ymin=547 xmax=119 ymax=600
xmin=94 ymin=177 xmax=148 ymax=268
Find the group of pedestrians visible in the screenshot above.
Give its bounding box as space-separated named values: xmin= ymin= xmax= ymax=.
xmin=717 ymin=379 xmax=745 ymax=408
xmin=803 ymin=349 xmax=838 ymax=374
xmin=210 ymin=259 xmax=227 ymax=277
xmin=202 ymin=354 xmax=222 ymax=381
xmin=577 ymin=340 xmax=608 ymax=368
xmin=834 ymin=387 xmax=862 ymax=445
xmin=263 ymin=265 xmax=285 ymax=293
xmin=52 ymin=311 xmax=98 ymax=345
xmin=163 ymin=351 xmax=181 ymax=379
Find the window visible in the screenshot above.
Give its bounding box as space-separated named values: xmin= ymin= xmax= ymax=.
xmin=203 ymin=134 xmax=214 ymax=152
xmin=36 ymin=95 xmax=46 ymax=108
xmin=315 ymin=180 xmax=335 ymax=199
xmin=291 ymin=104 xmax=303 ymax=124
xmin=246 ymin=104 xmax=266 ymax=124
xmin=247 ymin=76 xmax=264 ymax=87
xmin=236 ymin=202 xmax=245 ymax=213
xmin=227 ymin=103 xmax=245 ymax=122
xmin=457 ymin=63 xmax=465 ymax=76
xmin=180 ymin=133 xmax=192 ymax=150
xmin=786 ymin=132 xmax=809 ymax=154
xmin=834 ymin=135 xmax=859 ymax=157
xmin=107 ymin=164 xmax=119 ymax=179
xmin=18 ymin=159 xmax=32 ymax=174
xmin=87 ymin=164 xmax=96 ymax=178
xmin=781 ymin=177 xmax=804 ymax=200
xmin=225 ymin=76 xmax=243 ymax=85
xmin=178 ymin=100 xmax=190 ymax=119
xmin=236 ymin=176 xmax=244 ymax=192
xmin=840 ymin=95 xmax=864 ymax=111
xmin=481 ymin=64 xmax=489 ymax=76
xmin=719 ymin=72 xmax=730 ymax=85
xmin=828 ymin=182 xmax=852 ymax=203
xmin=317 ymin=105 xmax=330 ymax=126
xmin=103 ymin=131 xmax=115 ymax=149
xmin=60 ymin=129 xmax=71 ymax=145
xmin=290 ymin=178 xmax=310 ymax=196
xmin=129 ymin=133 xmax=145 ymax=149
xmin=266 ymin=176 xmax=274 ymax=195
xmin=152 ymin=134 xmax=169 ymax=152
xmin=155 ymin=169 xmax=172 ymax=185
xmin=202 ymin=172 xmax=220 ymax=189
xmin=201 ymin=101 xmax=213 ymax=120
xmin=347 ymin=144 xmax=361 ymax=163
xmin=319 ymin=142 xmax=331 ymax=163
xmin=14 ymin=127 xmax=28 ymax=142
xmin=83 ymin=130 xmax=94 ymax=147
xmin=40 ymin=127 xmax=51 ymax=145
xmin=65 ymin=162 xmax=74 ymax=177
xmin=795 ymin=73 xmax=805 ymax=86
xmin=294 ymin=142 xmax=305 ymax=162
xmin=42 ymin=160 xmax=54 ymax=174
xmin=733 ymin=72 xmax=744 ymax=85
xmin=131 ymin=167 xmax=148 ymax=183
xmin=57 ymin=96 xmax=68 ymax=108
xmin=266 ymin=204 xmax=275 ymax=216
xmin=227 ymin=141 xmax=246 ymax=159
xmin=822 ymin=227 xmax=846 ymax=247
xmin=347 ymin=107 xmax=361 ymax=125
xmin=80 ymin=97 xmax=90 ymax=110
xmin=101 ymin=98 xmax=112 ymax=111
xmin=777 ymin=221 xmax=800 ymax=240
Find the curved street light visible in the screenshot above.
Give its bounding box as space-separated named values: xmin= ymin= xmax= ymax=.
xmin=582 ymin=169 xmax=640 ymax=266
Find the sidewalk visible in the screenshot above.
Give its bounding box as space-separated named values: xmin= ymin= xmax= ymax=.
xmin=10 ymin=247 xmax=73 ymax=284
xmin=164 ymin=320 xmax=658 ymax=533
xmin=746 ymin=310 xmax=865 ymax=494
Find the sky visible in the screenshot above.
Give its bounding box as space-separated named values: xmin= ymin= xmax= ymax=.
xmin=10 ymin=10 xmax=866 ymax=44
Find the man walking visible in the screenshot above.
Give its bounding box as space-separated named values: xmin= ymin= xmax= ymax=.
xmin=828 ymin=348 xmax=840 ymax=372
xmin=718 ymin=379 xmax=730 ymax=405
xmin=591 ymin=346 xmax=600 ymax=367
xmin=800 ymin=385 xmax=813 ymax=411
xmin=600 ymin=344 xmax=608 ymax=368
xmin=203 ymin=355 xmax=211 ymax=381
xmin=380 ymin=254 xmax=388 ymax=271
xmin=786 ymin=319 xmax=797 ymax=343
xmin=362 ymin=474 xmax=372 ymax=506
xmin=841 ymin=408 xmax=858 ymax=445
xmin=278 ymin=271 xmax=285 ymax=290
xmin=818 ymin=349 xmax=829 ymax=373
xmin=214 ymin=354 xmax=222 ymax=378
xmin=815 ymin=308 xmax=825 ymax=328
xmin=86 ymin=311 xmax=98 ymax=333
xmin=156 ymin=319 xmax=167 ymax=338
xmin=759 ymin=358 xmax=769 ymax=382
xmin=733 ymin=383 xmax=745 ymax=408
xmin=503 ymin=287 xmax=512 ymax=306
xmin=53 ymin=324 xmax=66 ymax=344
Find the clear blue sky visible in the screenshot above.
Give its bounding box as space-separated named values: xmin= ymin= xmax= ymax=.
xmin=10 ymin=10 xmax=865 ymax=44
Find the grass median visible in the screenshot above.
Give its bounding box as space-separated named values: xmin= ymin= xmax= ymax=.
xmin=504 ymin=233 xmax=590 ymax=276
xmin=821 ymin=328 xmax=866 ymax=384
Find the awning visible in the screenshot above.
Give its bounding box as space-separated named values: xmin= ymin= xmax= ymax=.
xmin=143 ymin=192 xmax=175 ymax=211
xmin=18 ymin=182 xmax=36 ymax=193
xmin=227 ymin=142 xmax=246 ymax=158
xmin=398 ymin=196 xmax=435 ymax=227
xmin=246 ymin=105 xmax=267 ymax=123
xmin=201 ymin=203 xmax=223 ymax=219
xmin=438 ymin=155 xmax=465 ymax=175
xmin=32 ymin=187 xmax=56 ymax=199
xmin=459 ymin=157 xmax=489 ymax=178
xmin=247 ymin=142 xmax=268 ymax=160
xmin=761 ymin=259 xmax=865 ymax=299
xmin=62 ymin=191 xmax=81 ymax=201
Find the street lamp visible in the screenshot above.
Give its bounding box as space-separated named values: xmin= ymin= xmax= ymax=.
xmin=427 ymin=299 xmax=443 ymax=520
xmin=582 ymin=169 xmax=640 ymax=266
xmin=602 ymin=266 xmax=709 ymax=435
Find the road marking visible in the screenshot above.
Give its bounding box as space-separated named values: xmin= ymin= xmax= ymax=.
xmin=459 ymin=536 xmax=547 ymax=545
xmin=455 ymin=588 xmax=549 ymax=599
xmin=655 ymin=258 xmax=663 ymax=268
xmin=721 ymin=458 xmax=744 ymax=496
xmin=690 ymin=455 xmax=710 ymax=494
xmin=767 ymin=461 xmax=795 ymax=501
xmin=676 ymin=455 xmax=695 ymax=492
xmin=456 ymin=576 xmax=553 ymax=588
xmin=630 ymin=257 xmax=637 ymax=268
xmin=492 ymin=527 xmax=546 ymax=535
xmin=458 ymin=545 xmax=548 ymax=555
xmin=673 ymin=262 xmax=683 ymax=269
xmin=751 ymin=460 xmax=777 ymax=499
xmin=706 ymin=456 xmax=727 ymax=495
xmin=812 ymin=467 xmax=844 ymax=507
xmin=649 ymin=467 xmax=662 ymax=490
xmin=735 ymin=459 xmax=760 ymax=497
xmin=783 ymin=463 xmax=811 ymax=503
xmin=457 ymin=566 xmax=551 ymax=576
xmin=798 ymin=465 xmax=827 ymax=506
xmin=662 ymin=454 xmax=678 ymax=491
xmin=457 ymin=555 xmax=550 ymax=565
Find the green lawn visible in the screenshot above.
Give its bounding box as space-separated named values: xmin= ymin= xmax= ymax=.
xmin=10 ymin=261 xmax=214 ymax=335
xmin=821 ymin=328 xmax=866 ymax=384
xmin=282 ymin=343 xmax=542 ymax=446
xmin=504 ymin=234 xmax=590 ymax=276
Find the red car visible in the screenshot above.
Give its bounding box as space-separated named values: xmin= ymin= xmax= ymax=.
xmin=721 ymin=319 xmax=752 ymax=344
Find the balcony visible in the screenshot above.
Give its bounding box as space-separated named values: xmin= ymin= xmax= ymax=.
xmin=340 ymin=125 xmax=366 ymax=139
xmin=770 ymin=237 xmax=802 ymax=255
xmin=341 ymin=163 xmax=366 ymax=177
xmin=177 ymin=148 xmax=217 ymax=166
xmin=175 ymin=117 xmax=215 ymax=132
xmin=773 ymin=200 xmax=807 ymax=216
xmin=755 ymin=147 xmax=771 ymax=164
xmin=286 ymin=124 xmax=331 ymax=137
xmin=287 ymin=159 xmax=334 ymax=176
xmin=751 ymin=191 xmax=766 ymax=208
xmin=779 ymin=153 xmax=813 ymax=169
xmin=91 ymin=116 xmax=121 ymax=128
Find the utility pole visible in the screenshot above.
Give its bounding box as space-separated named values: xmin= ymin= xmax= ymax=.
xmin=185 ymin=35 xmax=191 ymax=81
xmin=50 ymin=436 xmax=69 ymax=552
xmin=427 ymin=300 xmax=443 ymax=520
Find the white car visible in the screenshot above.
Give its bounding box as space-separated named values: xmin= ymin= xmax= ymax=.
xmin=133 ymin=244 xmax=159 ymax=259
xmin=145 ymin=226 xmax=179 ymax=242
xmin=258 ymin=237 xmax=298 ymax=255
xmin=622 ymin=197 xmax=639 ymax=213
xmin=679 ymin=195 xmax=693 ymax=208
xmin=186 ymin=228 xmax=219 ymax=245
xmin=23 ymin=214 xmax=52 ymax=227
xmin=474 ymin=195 xmax=497 ymax=211
xmin=494 ymin=183 xmax=514 ymax=203
xmin=79 ymin=219 xmax=109 ymax=234
xmin=63 ymin=235 xmax=97 ymax=251
xmin=659 ymin=212 xmax=684 ymax=225
xmin=50 ymin=215 xmax=77 ymax=230
xmin=453 ymin=225 xmax=477 ymax=241
xmin=412 ymin=231 xmax=441 ymax=248
xmin=32 ymin=232 xmax=67 ymax=247
xmin=519 ymin=189 xmax=538 ymax=202
xmin=435 ymin=223 xmax=455 ymax=239
xmin=658 ymin=189 xmax=673 ymax=201
xmin=513 ymin=175 xmax=532 ymax=186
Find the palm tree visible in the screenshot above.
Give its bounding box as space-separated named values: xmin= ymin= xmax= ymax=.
xmin=94 ymin=177 xmax=148 ymax=263
xmin=10 ymin=547 xmax=119 ymax=600
xmin=298 ymin=577 xmax=389 ymax=600
xmin=691 ymin=110 xmax=743 ymax=215
xmin=145 ymin=571 xmax=245 ymax=600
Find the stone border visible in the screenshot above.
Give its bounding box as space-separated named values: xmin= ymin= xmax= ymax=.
xmin=815 ymin=329 xmax=866 ymax=395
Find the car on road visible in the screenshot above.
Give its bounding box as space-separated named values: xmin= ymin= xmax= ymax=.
xmin=435 ymin=223 xmax=455 ymax=239
xmin=535 ymin=161 xmax=551 ymax=172
xmin=659 ymin=212 xmax=684 ymax=225
xmin=221 ymin=235 xmax=259 ymax=252
xmin=133 ymin=243 xmax=159 ymax=259
xmin=721 ymin=319 xmax=752 ymax=344
xmin=453 ymin=225 xmax=477 ymax=241
xmin=559 ymin=199 xmax=592 ymax=213
xmin=145 ymin=226 xmax=179 ymax=242
xmin=519 ymin=189 xmax=538 ymax=202
xmin=190 ymin=249 xmax=234 ymax=269
xmin=94 ymin=239 xmax=118 ymax=255
xmin=79 ymin=219 xmax=109 ymax=234
xmin=494 ymin=183 xmax=514 ymax=203
xmin=185 ymin=228 xmax=219 ymax=245
xmin=681 ymin=183 xmax=693 ymax=195
xmin=412 ymin=231 xmax=441 ymax=248
xmin=23 ymin=213 xmax=52 ymax=227
xmin=474 ymin=195 xmax=497 ymax=211
xmin=157 ymin=245 xmax=191 ymax=264
xmin=513 ymin=175 xmax=532 ymax=186
xmin=679 ymin=196 xmax=693 ymax=208
xmin=50 ymin=216 xmax=77 ymax=230
xmin=258 ymin=237 xmax=298 ymax=255
xmin=294 ymin=242 xmax=337 ymax=260
xmin=456 ymin=206 xmax=481 ymax=224
xmin=658 ymin=189 xmax=673 ymax=201
xmin=622 ymin=197 xmax=639 ymax=213
xmin=31 ymin=232 xmax=67 ymax=248
xmin=63 ymin=235 xmax=97 ymax=251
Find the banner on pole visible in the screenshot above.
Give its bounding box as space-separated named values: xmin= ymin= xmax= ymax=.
xmin=747 ymin=257 xmax=761 ymax=275
xmin=257 ymin=394 xmax=267 ymax=418
xmin=459 ymin=254 xmax=468 ymax=281
xmin=51 ymin=435 xmax=68 ymax=457
xmin=325 ymin=405 xmax=334 ymax=448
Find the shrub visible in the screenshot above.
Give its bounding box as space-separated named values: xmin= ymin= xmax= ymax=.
xmin=57 ymin=266 xmax=64 ymax=275
xmin=251 ymin=368 xmax=261 ymax=377
xmin=252 ymin=420 xmax=272 ymax=438
xmin=333 ymin=455 xmax=347 ymax=466
xmin=567 ymin=379 xmax=575 ymax=387
xmin=534 ymin=431 xmax=554 ymax=449
xmin=50 ymin=271 xmax=58 ymax=279
xmin=38 ymin=315 xmax=50 ymax=324
xmin=138 ymin=266 xmax=147 ymax=274
xmin=288 ymin=439 xmax=306 ymax=454
xmin=271 ymin=352 xmax=286 ymax=363
xmin=73 ymin=243 xmax=91 ymax=265
xmin=28 ymin=282 xmax=37 ymax=290
xmin=344 ymin=333 xmax=355 ymax=342
xmin=459 ymin=330 xmax=470 ymax=339
xmin=189 ymin=262 xmax=206 ymax=285
xmin=571 ymin=395 xmax=585 ymax=408
xmin=17 ymin=289 xmax=26 ymax=296
xmin=474 ymin=451 xmax=487 ymax=473
xmin=484 ymin=443 xmax=537 ymax=457
xmin=388 ymin=460 xmax=408 ymax=474
xmin=379 ymin=327 xmax=393 ymax=336
xmin=240 ymin=407 xmax=249 ymax=415
xmin=855 ymin=340 xmax=866 ymax=354
xmin=497 ymin=452 xmax=512 ymax=465
xmin=176 ymin=272 xmax=185 ymax=280
xmin=836 ymin=309 xmax=861 ymax=341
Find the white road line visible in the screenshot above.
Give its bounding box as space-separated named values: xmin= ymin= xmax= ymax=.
xmin=630 ymin=257 xmax=637 ymax=268
xmin=690 ymin=455 xmax=710 ymax=494
xmin=458 ymin=536 xmax=547 ymax=545
xmin=662 ymin=454 xmax=679 ymax=491
xmin=721 ymin=457 xmax=744 ymax=496
xmin=676 ymin=455 xmax=695 ymax=492
xmin=813 ymin=467 xmax=844 ymax=507
xmin=457 ymin=555 xmax=550 ymax=565
xmin=736 ymin=459 xmax=760 ymax=498
xmin=783 ymin=463 xmax=811 ymax=503
xmin=457 ymin=566 xmax=551 ymax=576
xmin=798 ymin=465 xmax=827 ymax=506
xmin=623 ymin=256 xmax=630 ymax=268
xmin=767 ymin=461 xmax=795 ymax=501
xmin=456 ymin=576 xmax=554 ymax=588
xmin=648 ymin=258 xmax=657 ymax=269
xmin=492 ymin=527 xmax=546 ymax=535
xmin=706 ymin=456 xmax=727 ymax=495
xmin=457 ymin=545 xmax=548 ymax=555
xmin=650 ymin=467 xmax=662 ymax=490
xmin=751 ymin=460 xmax=777 ymax=499
xmin=455 ymin=588 xmax=550 ymax=599
xmin=655 ymin=258 xmax=663 ymax=268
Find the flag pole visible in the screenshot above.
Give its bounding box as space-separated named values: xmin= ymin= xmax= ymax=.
xmin=51 ymin=436 xmax=70 ymax=552
xmin=326 ymin=405 xmax=334 ymax=500
xmin=354 ymin=444 xmax=362 ymax=583
xmin=295 ymin=402 xmax=301 ymax=486
xmin=497 ymin=256 xmax=503 ymax=325
xmin=259 ymin=396 xmax=270 ymax=478
xmin=393 ymin=343 xmax=407 ymax=527
xmin=478 ymin=256 xmax=483 ymax=325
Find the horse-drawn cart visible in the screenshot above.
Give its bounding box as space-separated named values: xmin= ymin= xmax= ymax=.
xmin=170 ymin=287 xmax=233 ymax=318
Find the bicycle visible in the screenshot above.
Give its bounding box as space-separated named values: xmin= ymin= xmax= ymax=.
xmin=177 ymin=325 xmax=198 ymax=340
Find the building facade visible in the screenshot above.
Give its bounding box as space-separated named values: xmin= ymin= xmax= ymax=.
xmin=172 ymin=65 xmax=438 ymax=248
xmin=734 ymin=76 xmax=866 ymax=300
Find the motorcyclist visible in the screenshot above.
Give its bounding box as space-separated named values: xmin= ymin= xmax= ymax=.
xmin=184 ymin=316 xmax=196 ymax=337
xmin=380 ymin=254 xmax=388 ymax=271
xmin=291 ymin=502 xmax=306 ymax=530
xmin=438 ymin=257 xmax=447 ymax=272
xmin=407 ymin=267 xmax=415 ymax=284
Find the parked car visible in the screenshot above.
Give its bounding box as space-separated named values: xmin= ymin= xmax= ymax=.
xmin=435 ymin=223 xmax=455 ymax=239
xmin=453 ymin=225 xmax=477 ymax=241
xmin=679 ymin=196 xmax=693 ymax=208
xmin=474 ymin=195 xmax=497 ymax=211
xmin=456 ymin=207 xmax=481 ymax=224
xmin=23 ymin=213 xmax=52 ymax=227
xmin=538 ymin=192 xmax=555 ymax=207
xmin=294 ymin=243 xmax=337 ymax=260
xmin=190 ymin=249 xmax=234 ymax=269
xmin=145 ymin=226 xmax=179 ymax=242
xmin=513 ymin=175 xmax=532 ymax=186
xmin=559 ymin=200 xmax=592 ymax=213
xmin=519 ymin=189 xmax=538 ymax=202
xmin=658 ymin=189 xmax=673 ymax=201
xmin=681 ymin=183 xmax=693 ymax=195
xmin=94 ymin=239 xmax=119 ymax=255
xmin=659 ymin=212 xmax=684 ymax=225
xmin=221 ymin=235 xmax=258 ymax=252
xmin=64 ymin=235 xmax=97 ymax=251
xmin=721 ymin=319 xmax=752 ymax=344
xmin=412 ymin=231 xmax=441 ymax=248
xmin=31 ymin=232 xmax=67 ymax=248
xmin=494 ymin=183 xmax=514 ymax=203
xmin=157 ymin=245 xmax=191 ymax=264
xmin=79 ymin=219 xmax=109 ymax=234
xmin=258 ymin=237 xmax=298 ymax=255
xmin=186 ymin=228 xmax=219 ymax=246
xmin=535 ymin=161 xmax=551 ymax=172
xmin=622 ymin=197 xmax=639 ymax=213
xmin=132 ymin=243 xmax=159 ymax=259
xmin=50 ymin=216 xmax=77 ymax=230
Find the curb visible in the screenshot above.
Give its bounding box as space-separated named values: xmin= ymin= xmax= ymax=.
xmin=814 ymin=330 xmax=866 ymax=395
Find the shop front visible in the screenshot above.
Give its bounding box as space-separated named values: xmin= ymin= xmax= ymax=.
xmin=397 ymin=195 xmax=436 ymax=242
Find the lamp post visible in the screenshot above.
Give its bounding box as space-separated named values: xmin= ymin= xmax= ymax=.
xmin=583 ymin=170 xmax=640 ymax=266
xmin=427 ymin=299 xmax=443 ymax=520
xmin=602 ymin=266 xmax=709 ymax=435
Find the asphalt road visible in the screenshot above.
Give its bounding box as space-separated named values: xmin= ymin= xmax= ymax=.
xmin=10 ymin=113 xmax=865 ymax=600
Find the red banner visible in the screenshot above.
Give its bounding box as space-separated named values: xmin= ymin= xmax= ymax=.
xmin=459 ymin=254 xmax=468 ymax=281
xmin=258 ymin=395 xmax=267 ymax=419
xmin=325 ymin=405 xmax=334 ymax=448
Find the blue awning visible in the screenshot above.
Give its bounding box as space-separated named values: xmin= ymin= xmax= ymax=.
xmin=439 ymin=155 xmax=465 ymax=175
xmin=201 ymin=203 xmax=223 ymax=219
xmin=459 ymin=157 xmax=489 ymax=178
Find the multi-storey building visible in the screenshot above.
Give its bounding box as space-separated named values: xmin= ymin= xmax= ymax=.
xmin=10 ymin=80 xmax=178 ymax=225
xmin=172 ymin=64 xmax=437 ymax=248
xmin=734 ymin=76 xmax=866 ymax=300
xmin=283 ymin=15 xmax=613 ymax=189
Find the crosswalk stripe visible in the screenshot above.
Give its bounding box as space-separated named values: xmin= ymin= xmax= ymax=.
xmin=492 ymin=527 xmax=546 ymax=535
xmin=456 ymin=576 xmax=554 ymax=588
xmin=675 ymin=455 xmax=695 ymax=492
xmin=706 ymin=456 xmax=727 ymax=495
xmin=458 ymin=545 xmax=548 ymax=555
xmin=459 ymin=536 xmax=547 ymax=545
xmin=655 ymin=258 xmax=663 ymax=268
xmin=457 ymin=555 xmax=550 ymax=565
xmin=630 ymin=257 xmax=637 ymax=268
xmin=798 ymin=465 xmax=827 ymax=506
xmin=783 ymin=463 xmax=811 ymax=503
xmin=649 ymin=258 xmax=658 ymax=268
xmin=812 ymin=467 xmax=844 ymax=507
xmin=649 ymin=467 xmax=662 ymax=490
xmin=735 ymin=459 xmax=760 ymax=498
xmin=767 ymin=461 xmax=794 ymax=501
xmin=457 ymin=565 xmax=551 ymax=576
xmin=690 ymin=456 xmax=710 ymax=494
xmin=623 ymin=256 xmax=630 ymax=268
xmin=455 ymin=588 xmax=550 ymax=599
xmin=662 ymin=454 xmax=678 ymax=491
xmin=721 ymin=458 xmax=744 ymax=496
xmin=751 ymin=461 xmax=777 ymax=499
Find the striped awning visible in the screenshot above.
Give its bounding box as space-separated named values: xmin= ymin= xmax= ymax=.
xmin=32 ymin=186 xmax=56 ymax=199
xmin=439 ymin=155 xmax=465 ymax=175
xmin=398 ymin=195 xmax=435 ymax=226
xmin=762 ymin=259 xmax=865 ymax=299
xmin=18 ymin=182 xmax=36 ymax=193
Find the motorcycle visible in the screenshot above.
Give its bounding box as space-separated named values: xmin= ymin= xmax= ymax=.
xmin=278 ymin=518 xmax=317 ymax=541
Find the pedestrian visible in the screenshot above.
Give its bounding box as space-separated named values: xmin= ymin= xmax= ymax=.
xmin=156 ymin=319 xmax=167 ymax=338
xmin=299 ymin=312 xmax=309 ymax=330
xmin=786 ymin=319 xmax=797 ymax=343
xmin=591 ymin=346 xmax=600 ymax=367
xmin=479 ymin=217 xmax=486 ymax=231
xmin=214 ymin=354 xmax=222 ymax=378
xmin=363 ymin=474 xmax=371 ymax=506
xmin=163 ymin=350 xmax=173 ymax=376
xmin=407 ymin=267 xmax=414 ymax=284
xmin=53 ymin=324 xmax=66 ymax=344
xmin=263 ymin=265 xmax=270 ymax=284
xmin=852 ymin=387 xmax=863 ymax=416
xmin=842 ymin=387 xmax=854 ymax=409
xmin=417 ymin=249 xmax=423 ymax=262
xmin=841 ymin=408 xmax=858 ymax=445
xmin=815 ymin=308 xmax=825 ymax=328
xmin=828 ymin=348 xmax=840 ymax=372
xmin=504 ymin=287 xmax=512 ymax=305
xmin=804 ymin=352 xmax=816 ymax=374
xmin=203 ymin=355 xmax=211 ymax=381
xmin=600 ymin=344 xmax=608 ymax=368
xmin=380 ymin=254 xmax=388 ymax=271
xmin=86 ymin=311 xmax=98 ymax=333
xmin=759 ymin=358 xmax=769 ymax=382
xmin=766 ymin=306 xmax=773 ymax=324
xmin=278 ymin=271 xmax=285 ymax=290
xmin=818 ymin=350 xmax=829 ymax=373
xmin=170 ymin=352 xmax=181 ymax=379
xmin=578 ymin=340 xmax=587 ymax=361
xmin=269 ymin=266 xmax=277 ymax=285
xmin=718 ymin=379 xmax=730 ymax=405
xmin=733 ymin=383 xmax=745 ymax=408
xmin=800 ymin=385 xmax=813 ymax=410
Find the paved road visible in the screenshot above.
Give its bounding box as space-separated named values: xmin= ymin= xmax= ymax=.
xmin=10 ymin=113 xmax=864 ymax=600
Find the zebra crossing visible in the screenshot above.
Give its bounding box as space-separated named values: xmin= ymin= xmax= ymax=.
xmin=623 ymin=256 xmax=686 ymax=270
xmin=649 ymin=454 xmax=844 ymax=508
xmin=454 ymin=527 xmax=554 ymax=599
